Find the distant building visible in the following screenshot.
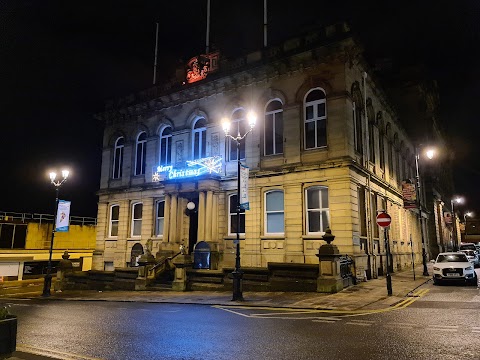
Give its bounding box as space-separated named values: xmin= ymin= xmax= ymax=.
xmin=0 ymin=212 xmax=96 ymax=281
xmin=93 ymin=22 xmax=434 ymax=279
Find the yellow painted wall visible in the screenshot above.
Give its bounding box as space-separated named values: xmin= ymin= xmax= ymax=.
xmin=25 ymin=223 xmax=96 ymax=250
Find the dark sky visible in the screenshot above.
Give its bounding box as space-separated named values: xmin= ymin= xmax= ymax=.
xmin=1 ymin=1 xmax=479 ymax=218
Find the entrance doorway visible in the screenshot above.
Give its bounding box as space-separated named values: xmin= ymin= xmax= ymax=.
xmin=130 ymin=243 xmax=144 ymax=267
xmin=186 ymin=199 xmax=198 ymax=254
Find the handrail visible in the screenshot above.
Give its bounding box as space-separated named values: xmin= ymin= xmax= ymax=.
xmin=150 ymin=251 xmax=182 ymax=272
xmin=0 ymin=211 xmax=97 ymax=225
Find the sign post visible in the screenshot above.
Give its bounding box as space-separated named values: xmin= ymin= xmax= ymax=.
xmin=376 ymin=212 xmax=393 ymax=296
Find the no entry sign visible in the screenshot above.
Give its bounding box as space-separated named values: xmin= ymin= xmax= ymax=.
xmin=376 ymin=212 xmax=391 ymax=228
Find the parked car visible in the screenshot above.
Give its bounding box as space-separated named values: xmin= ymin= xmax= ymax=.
xmin=459 ymin=243 xmax=478 ymax=253
xmin=431 ymin=252 xmax=477 ymax=285
xmin=460 ymin=249 xmax=480 ymax=268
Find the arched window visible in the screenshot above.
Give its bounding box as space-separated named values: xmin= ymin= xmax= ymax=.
xmin=131 ymin=202 xmax=143 ymax=237
xmin=304 ymin=88 xmax=327 ymax=149
xmin=228 ymin=109 xmax=247 ymax=161
xmin=135 ymin=132 xmax=147 ymax=175
xmin=228 ymin=194 xmax=245 ymax=235
xmin=265 ymin=190 xmax=284 ymax=234
xmin=159 ymin=127 xmax=172 ymax=165
xmin=367 ymin=102 xmax=375 ymax=164
xmin=352 ymin=83 xmax=363 ymax=155
xmin=109 ymin=204 xmax=120 ymax=237
xmin=264 ymin=100 xmax=283 ymax=156
xmin=305 ymin=186 xmax=330 ymax=234
xmin=192 ymin=118 xmax=207 ymax=159
xmin=393 ymin=133 xmax=400 ymax=183
xmin=112 ymin=137 xmax=124 ymax=179
xmin=386 ymin=123 xmax=393 ymax=178
xmin=377 ymin=113 xmax=385 ymax=170
xmin=155 ymin=200 xmax=165 ymax=237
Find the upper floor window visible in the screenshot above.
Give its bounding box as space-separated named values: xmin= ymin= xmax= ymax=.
xmin=192 ymin=118 xmax=207 ymax=160
xmin=368 ymin=122 xmax=376 ymax=164
xmin=131 ymin=202 xmax=143 ymax=237
xmin=353 ymin=103 xmax=363 ymax=155
xmin=109 ymin=204 xmax=120 ymax=237
xmin=112 ymin=137 xmax=124 ymax=179
xmin=265 ymin=190 xmax=284 ymax=234
xmin=304 ymin=89 xmax=327 ymax=149
xmin=264 ymin=100 xmax=283 ymax=156
xmin=228 ymin=194 xmax=245 ymax=235
xmin=135 ymin=132 xmax=147 ymax=175
xmin=155 ymin=200 xmax=165 ymax=237
xmin=159 ymin=127 xmax=172 ymax=165
xmin=306 ymin=186 xmax=329 ymax=234
xmin=378 ymin=115 xmax=385 ymax=170
xmin=228 ymin=109 xmax=247 ymax=161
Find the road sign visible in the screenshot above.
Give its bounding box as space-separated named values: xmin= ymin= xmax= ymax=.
xmin=376 ymin=212 xmax=391 ymax=228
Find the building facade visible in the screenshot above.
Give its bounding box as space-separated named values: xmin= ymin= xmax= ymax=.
xmin=93 ymin=23 xmax=427 ymax=280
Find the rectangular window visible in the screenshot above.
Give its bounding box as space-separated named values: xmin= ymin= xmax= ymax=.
xmin=0 ymin=223 xmax=27 ymax=249
xmin=371 ymin=193 xmax=379 ymax=238
xmin=358 ymin=187 xmax=367 ymax=237
xmin=109 ymin=205 xmax=119 ymax=237
xmin=155 ymin=200 xmax=165 ymax=236
xmin=131 ymin=203 xmax=143 ymax=237
xmin=264 ymin=107 xmax=283 ymax=156
xmin=265 ymin=191 xmax=284 ymax=234
xmin=379 ymin=135 xmax=385 ymax=170
xmin=306 ymin=187 xmax=329 ymax=234
xmin=229 ymin=194 xmax=245 ymax=235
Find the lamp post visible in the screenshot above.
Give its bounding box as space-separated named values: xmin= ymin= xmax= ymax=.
xmin=42 ymin=169 xmax=69 ymax=297
xmin=414 ymin=146 xmax=435 ymax=276
xmin=222 ymin=111 xmax=256 ymax=301
xmin=451 ymin=197 xmax=464 ymax=251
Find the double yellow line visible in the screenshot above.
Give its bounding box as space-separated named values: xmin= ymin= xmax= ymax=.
xmin=214 ymin=288 xmax=430 ymax=317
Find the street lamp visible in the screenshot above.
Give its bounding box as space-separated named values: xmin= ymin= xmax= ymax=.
xmin=414 ymin=146 xmax=435 ymax=276
xmin=222 ymin=110 xmax=256 ymax=301
xmin=42 ymin=169 xmax=69 ymax=297
xmin=451 ymin=196 xmax=464 ymax=251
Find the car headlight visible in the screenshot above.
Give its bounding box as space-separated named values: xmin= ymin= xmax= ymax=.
xmin=465 ymin=266 xmax=473 ymax=271
xmin=433 ymin=267 xmax=440 ymax=271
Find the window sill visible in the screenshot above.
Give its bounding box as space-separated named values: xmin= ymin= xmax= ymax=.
xmin=106 ymin=238 xmax=118 ymax=241
xmin=260 ymin=235 xmax=285 ymax=240
xmin=127 ymin=237 xmax=142 ymax=241
xmin=302 ymin=234 xmax=326 ymax=241
xmin=224 ymin=235 xmax=245 ymax=240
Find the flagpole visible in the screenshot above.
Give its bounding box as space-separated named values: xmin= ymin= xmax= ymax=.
xmin=206 ymin=0 xmax=211 ymax=54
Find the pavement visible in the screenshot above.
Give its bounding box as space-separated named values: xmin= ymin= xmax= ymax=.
xmin=3 ymin=264 xmax=433 ymax=360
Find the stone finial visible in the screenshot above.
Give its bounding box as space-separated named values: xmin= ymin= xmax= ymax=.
xmin=62 ymin=250 xmax=70 ymax=260
xmin=322 ymin=228 xmax=335 ymax=245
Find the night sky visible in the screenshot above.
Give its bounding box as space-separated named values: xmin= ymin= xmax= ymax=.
xmin=1 ymin=1 xmax=479 ymax=218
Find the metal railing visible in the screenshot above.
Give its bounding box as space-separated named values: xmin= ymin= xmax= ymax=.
xmin=0 ymin=211 xmax=97 ymax=225
xmin=339 ymin=255 xmax=356 ymax=286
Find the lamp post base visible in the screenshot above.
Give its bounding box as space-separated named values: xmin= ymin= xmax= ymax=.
xmin=231 ymin=270 xmax=243 ymax=301
xmin=42 ymin=273 xmax=52 ymax=297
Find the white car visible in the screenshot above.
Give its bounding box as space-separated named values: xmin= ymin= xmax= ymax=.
xmin=432 ymin=252 xmax=477 ymax=285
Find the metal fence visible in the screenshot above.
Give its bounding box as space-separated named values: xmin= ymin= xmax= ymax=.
xmin=0 ymin=211 xmax=97 ymax=225
xmin=339 ymin=255 xmax=356 ymax=286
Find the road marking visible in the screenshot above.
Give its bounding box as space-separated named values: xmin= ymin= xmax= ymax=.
xmin=17 ymin=344 xmax=104 ymax=360
xmin=427 ymin=325 xmax=459 ymax=332
xmin=345 ymin=321 xmax=372 ymax=326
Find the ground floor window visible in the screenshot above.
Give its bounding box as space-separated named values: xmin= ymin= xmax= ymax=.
xmin=265 ymin=190 xmax=284 ymax=234
xmin=306 ymin=186 xmax=329 ymax=234
xmin=228 ymin=194 xmax=245 ymax=235
xmin=155 ymin=200 xmax=165 ymax=236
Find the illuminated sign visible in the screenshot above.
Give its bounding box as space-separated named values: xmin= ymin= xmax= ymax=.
xmin=185 ymin=52 xmax=219 ymax=84
xmin=152 ymin=156 xmax=222 ymax=182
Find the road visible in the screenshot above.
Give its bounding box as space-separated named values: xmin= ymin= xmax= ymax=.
xmin=2 ymin=278 xmax=480 ymax=360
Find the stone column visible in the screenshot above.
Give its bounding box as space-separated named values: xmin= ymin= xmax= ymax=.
xmin=169 ymin=194 xmax=178 ymax=243
xmin=212 ymin=193 xmax=218 ymax=242
xmin=164 ymin=195 xmax=171 ymax=242
xmin=205 ymin=190 xmax=213 ymax=242
xmin=198 ymin=191 xmax=205 ymax=241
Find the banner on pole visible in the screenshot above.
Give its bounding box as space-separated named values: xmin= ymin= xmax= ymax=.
xmin=239 ymin=163 xmax=250 ymax=210
xmin=56 ymin=200 xmax=71 ymax=232
xmin=401 ymin=179 xmax=417 ymax=209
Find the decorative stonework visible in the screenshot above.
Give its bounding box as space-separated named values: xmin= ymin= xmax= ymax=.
xmin=211 ymin=133 xmax=219 ymax=156
xmin=176 ymin=140 xmax=184 ymax=164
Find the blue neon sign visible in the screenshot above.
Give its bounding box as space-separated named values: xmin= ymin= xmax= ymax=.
xmin=152 ymin=156 xmax=222 ymax=181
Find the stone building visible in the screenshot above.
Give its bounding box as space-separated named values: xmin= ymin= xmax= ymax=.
xmin=93 ymin=23 xmax=427 ymax=280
